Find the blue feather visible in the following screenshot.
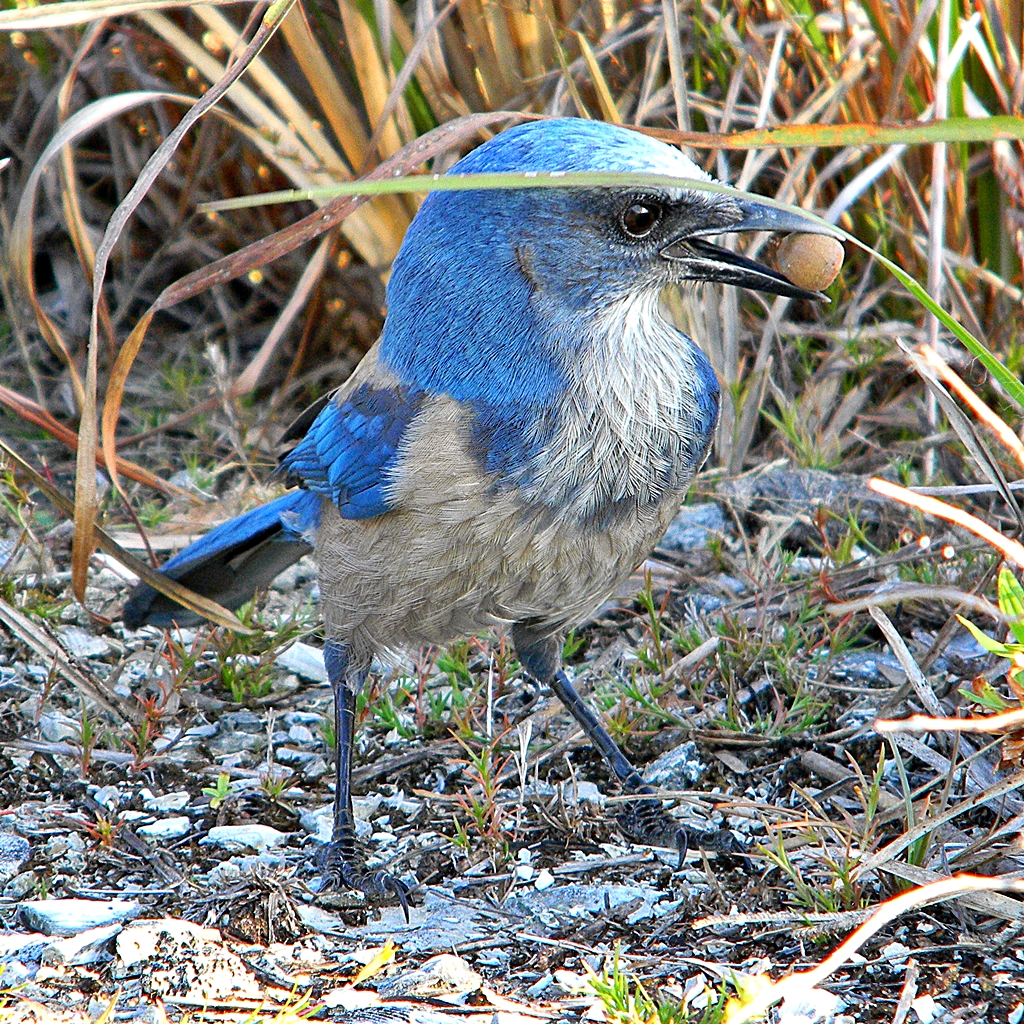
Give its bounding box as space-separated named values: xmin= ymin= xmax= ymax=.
xmin=282 ymin=381 xmax=424 ymax=518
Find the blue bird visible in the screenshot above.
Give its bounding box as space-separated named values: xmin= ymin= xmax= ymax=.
xmin=123 ymin=118 xmax=835 ymax=908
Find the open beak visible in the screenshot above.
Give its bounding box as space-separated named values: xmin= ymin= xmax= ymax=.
xmin=660 ymin=197 xmax=841 ymax=302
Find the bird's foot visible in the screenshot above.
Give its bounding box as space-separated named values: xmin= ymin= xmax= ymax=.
xmin=616 ymin=778 xmax=740 ymax=865
xmin=314 ymin=839 xmax=411 ymax=920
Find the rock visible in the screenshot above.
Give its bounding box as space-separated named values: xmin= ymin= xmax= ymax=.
xmin=377 ymin=953 xmax=482 ymax=999
xmin=503 ymin=882 xmax=669 ymax=926
xmin=58 ymin=625 xmax=110 ymax=659
xmin=659 ymin=503 xmax=727 ymax=552
xmin=287 ymin=723 xmax=316 ymax=745
xmin=0 ymin=834 xmax=31 ymax=884
xmin=0 ymin=931 xmax=48 ymax=984
xmin=141 ymin=790 xmax=190 ymax=812
xmin=643 ymin=740 xmax=706 ymax=788
xmin=37 ymin=711 xmax=80 ymax=743
xmin=116 ymin=917 xmax=264 ymax=1001
xmin=200 ymin=824 xmax=288 ymax=852
xmin=19 ymin=898 xmax=140 ymax=936
xmin=40 ymin=923 xmax=122 ymax=966
xmin=275 ymin=642 xmax=327 ymax=683
xmin=828 ymin=650 xmax=906 ymax=686
xmin=717 ymin=467 xmax=884 ymax=547
xmin=117 ymin=918 xmax=221 ymax=967
xmin=137 ymin=817 xmax=192 ymax=841
xmin=4 ymin=870 xmax=38 ymax=900
xmin=777 ymin=988 xmax=844 ymax=1024
xmin=276 ymin=747 xmax=317 ymax=766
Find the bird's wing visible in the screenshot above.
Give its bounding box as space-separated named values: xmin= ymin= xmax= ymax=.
xmin=281 ymin=347 xmax=424 ymax=519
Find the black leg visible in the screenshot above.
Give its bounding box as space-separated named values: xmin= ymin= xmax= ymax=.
xmin=315 ymin=639 xmax=411 ymax=917
xmin=512 ymin=623 xmax=690 ymax=865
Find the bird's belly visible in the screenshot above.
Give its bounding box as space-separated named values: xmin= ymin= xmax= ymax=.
xmin=313 ymin=394 xmax=689 ymax=660
xmin=314 ymin=488 xmax=680 ymax=660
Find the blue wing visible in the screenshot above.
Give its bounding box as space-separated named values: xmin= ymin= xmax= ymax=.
xmin=282 ymin=380 xmax=424 ymax=518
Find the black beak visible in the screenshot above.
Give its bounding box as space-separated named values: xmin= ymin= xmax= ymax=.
xmin=660 ymin=196 xmax=840 ymax=302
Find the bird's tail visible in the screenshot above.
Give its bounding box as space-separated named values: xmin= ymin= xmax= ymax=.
xmin=122 ymin=489 xmax=320 ymax=629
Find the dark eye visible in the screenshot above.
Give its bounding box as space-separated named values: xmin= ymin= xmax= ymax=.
xmin=620 ymin=200 xmax=661 ymax=238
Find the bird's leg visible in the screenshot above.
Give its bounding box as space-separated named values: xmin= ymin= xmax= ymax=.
xmin=315 ymin=639 xmax=411 ymax=916
xmin=514 ymin=624 xmax=698 ymax=866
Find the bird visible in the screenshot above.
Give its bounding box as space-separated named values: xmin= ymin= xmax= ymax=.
xmin=123 ymin=117 xmax=836 ymax=909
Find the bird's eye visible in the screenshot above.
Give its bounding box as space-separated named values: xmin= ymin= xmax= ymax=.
xmin=620 ymin=200 xmax=662 ymax=238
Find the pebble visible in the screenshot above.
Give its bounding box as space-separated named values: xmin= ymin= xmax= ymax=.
xmin=776 ymin=232 xmax=844 ymax=292
xmin=200 ymin=824 xmax=289 ymax=852
xmin=659 ymin=503 xmax=727 ymax=552
xmin=141 ymin=790 xmax=191 ymax=812
xmin=19 ymin=898 xmax=140 ymax=937
xmin=276 ymin=747 xmax=317 ymax=765
xmin=57 ymin=625 xmax=110 ymax=659
xmin=275 ymin=642 xmax=327 ymax=683
xmin=37 ymin=711 xmax=80 ymax=743
xmin=137 ymin=817 xmax=192 ymax=840
xmin=40 ymin=923 xmax=122 ymax=967
xmin=4 ymin=870 xmax=38 ymax=900
xmin=288 ymin=723 xmax=316 ymax=744
xmin=0 ymin=834 xmax=31 ymax=884
xmin=643 ymin=740 xmax=706 ymax=788
xmin=777 ymin=988 xmax=844 ymax=1023
xmin=377 ymin=953 xmax=482 ymax=999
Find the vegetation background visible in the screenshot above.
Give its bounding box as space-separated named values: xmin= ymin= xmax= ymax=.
xmin=3 ymin=0 xmax=1024 ymax=1021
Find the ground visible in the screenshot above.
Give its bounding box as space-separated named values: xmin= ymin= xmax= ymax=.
xmin=1 ymin=464 xmax=1023 ymax=1024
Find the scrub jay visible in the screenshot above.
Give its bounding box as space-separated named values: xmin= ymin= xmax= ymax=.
xmin=124 ymin=118 xmax=835 ymax=908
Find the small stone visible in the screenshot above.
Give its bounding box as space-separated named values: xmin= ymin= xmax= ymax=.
xmin=200 ymin=824 xmax=288 ymax=852
xmin=40 ymin=923 xmax=122 ymax=967
xmin=643 ymin=740 xmax=706 ymax=788
xmin=142 ymin=791 xmax=190 ymax=812
xmin=58 ymin=625 xmax=110 ymax=659
xmin=4 ymin=870 xmax=39 ymax=901
xmin=89 ymin=785 xmax=122 ymax=810
xmin=19 ymin=898 xmax=140 ymax=937
xmin=377 ymin=953 xmax=482 ymax=999
xmin=776 ymin=233 xmax=844 ymax=292
xmin=37 ymin=712 xmax=79 ymax=743
xmin=302 ymin=757 xmax=330 ymax=780
xmin=283 ymin=711 xmax=323 ymax=727
xmin=534 ymin=869 xmax=555 ymax=890
xmin=288 ymin=723 xmax=316 ymax=745
xmin=137 ymin=817 xmax=192 ymax=841
xmin=909 ymin=995 xmax=939 ymax=1024
xmin=659 ymin=503 xmax=727 ymax=553
xmin=0 ymin=834 xmax=31 ymax=884
xmin=275 ymin=642 xmax=327 ymax=683
xmin=276 ymin=747 xmax=316 ymax=766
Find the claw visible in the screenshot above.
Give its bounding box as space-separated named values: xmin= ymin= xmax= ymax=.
xmin=314 ymin=841 xmax=412 ymax=922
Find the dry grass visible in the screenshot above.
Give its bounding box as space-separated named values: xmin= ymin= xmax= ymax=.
xmin=3 ymin=0 xmax=1024 ymax=1017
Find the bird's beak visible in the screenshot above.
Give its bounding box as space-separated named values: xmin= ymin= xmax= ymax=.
xmin=659 ymin=196 xmax=841 ymax=302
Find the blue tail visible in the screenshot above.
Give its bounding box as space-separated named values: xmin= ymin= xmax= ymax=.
xmin=122 ymin=489 xmax=320 ymax=629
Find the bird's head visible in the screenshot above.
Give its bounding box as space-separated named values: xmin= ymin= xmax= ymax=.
xmin=393 ymin=118 xmax=837 ymax=310
xmin=381 ymin=118 xmax=839 ymax=403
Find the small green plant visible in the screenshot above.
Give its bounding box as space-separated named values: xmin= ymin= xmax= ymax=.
xmin=634 ymin=572 xmax=673 ymax=676
xmin=74 ymin=702 xmax=98 ymax=777
xmin=82 ymin=814 xmax=120 ymax=849
xmin=136 ymin=498 xmax=173 ymax=528
xmin=203 ymin=773 xmax=232 ymax=809
xmin=260 ymin=766 xmax=293 ymax=802
xmin=586 ymin=948 xmax=727 ymax=1024
xmin=957 ymin=565 xmax=1024 ymax=712
xmin=212 ymin=600 xmax=314 ymax=702
xmin=452 ymin=734 xmax=513 ymax=866
xmin=761 ymin=827 xmax=865 ymax=915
